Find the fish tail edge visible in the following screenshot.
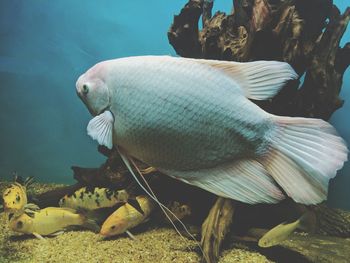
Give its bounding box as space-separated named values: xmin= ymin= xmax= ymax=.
xmin=263 ymin=116 xmax=348 ymax=205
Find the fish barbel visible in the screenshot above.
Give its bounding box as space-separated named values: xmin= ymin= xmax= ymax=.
xmin=76 ymin=56 xmax=348 ymax=205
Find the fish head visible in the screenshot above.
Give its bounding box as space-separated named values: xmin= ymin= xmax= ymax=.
xmin=100 ymin=215 xmax=128 ymax=237
xmin=9 ymin=213 xmax=33 ymax=234
xmin=2 ymin=183 xmax=27 ymax=213
xmin=76 ymin=63 xmax=111 ymax=116
xmin=258 ymin=236 xmax=273 ymax=248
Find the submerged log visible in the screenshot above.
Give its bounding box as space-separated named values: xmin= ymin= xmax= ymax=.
xmin=200 ymin=198 xmax=235 ymax=263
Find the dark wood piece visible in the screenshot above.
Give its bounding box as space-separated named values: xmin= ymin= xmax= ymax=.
xmin=311 ymin=204 xmax=350 ymax=237
xmin=200 ymin=198 xmax=235 ymax=263
xmin=72 ymin=149 xmax=133 ymax=189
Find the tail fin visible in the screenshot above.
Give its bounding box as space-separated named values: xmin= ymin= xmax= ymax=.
xmin=78 ymin=209 xmax=101 ymax=233
xmin=263 ymin=116 xmax=348 ymax=204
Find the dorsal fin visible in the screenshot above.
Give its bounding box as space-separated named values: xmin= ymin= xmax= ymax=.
xmin=185 ymin=58 xmax=298 ymax=100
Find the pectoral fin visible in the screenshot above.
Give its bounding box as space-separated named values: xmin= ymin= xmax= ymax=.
xmin=24 ymin=203 xmax=40 ymax=212
xmin=87 ymin=110 xmax=114 ymax=149
xmin=128 ymin=198 xmax=144 ymax=215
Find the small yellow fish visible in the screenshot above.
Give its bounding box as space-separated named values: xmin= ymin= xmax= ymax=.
xmin=2 ymin=182 xmax=27 ymax=213
xmin=59 ymin=187 xmax=129 ymax=210
xmin=2 ymin=176 xmax=33 ymax=214
xmin=258 ymin=212 xmax=313 ymax=247
xmin=100 ymin=195 xmax=154 ymax=237
xmin=9 ymin=207 xmax=99 ymax=239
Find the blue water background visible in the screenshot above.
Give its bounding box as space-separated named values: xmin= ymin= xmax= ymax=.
xmin=0 ymin=1 xmax=349 ymax=209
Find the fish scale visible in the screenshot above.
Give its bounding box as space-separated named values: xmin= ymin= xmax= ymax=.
xmin=110 ymin=57 xmax=271 ymax=170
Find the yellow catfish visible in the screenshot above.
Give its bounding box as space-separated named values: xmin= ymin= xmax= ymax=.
xmin=9 ymin=207 xmax=99 ymax=239
xmin=100 ymin=196 xmax=154 ymax=238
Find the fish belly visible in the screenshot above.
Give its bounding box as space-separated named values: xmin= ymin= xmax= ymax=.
xmin=111 ymin=57 xmax=273 ymax=170
xmin=33 ymin=209 xmax=81 ymax=235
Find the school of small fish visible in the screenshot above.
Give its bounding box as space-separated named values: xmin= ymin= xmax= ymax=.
xmin=1 ymin=175 xmax=192 ymax=240
xmin=1 ymin=175 xmax=313 ymax=247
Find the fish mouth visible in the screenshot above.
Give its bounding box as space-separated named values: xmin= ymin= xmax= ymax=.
xmin=99 ymin=230 xmax=111 ymax=237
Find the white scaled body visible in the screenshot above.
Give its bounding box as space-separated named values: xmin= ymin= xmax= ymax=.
xmin=111 ymin=57 xmax=272 ymax=170
xmin=76 ymin=56 xmax=348 ymax=205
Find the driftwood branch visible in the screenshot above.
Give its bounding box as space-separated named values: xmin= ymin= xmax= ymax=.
xmin=168 ymin=0 xmax=203 ymax=58
xmin=200 ymin=198 xmax=235 ymax=263
xmin=202 ymin=0 xmax=214 ymax=27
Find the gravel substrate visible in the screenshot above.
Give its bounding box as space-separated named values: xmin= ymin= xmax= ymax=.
xmin=0 ymin=181 xmax=273 ymax=263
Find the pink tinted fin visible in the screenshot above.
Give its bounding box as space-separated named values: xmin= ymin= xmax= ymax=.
xmin=263 ymin=116 xmax=348 ymax=204
xmin=87 ymin=110 xmax=114 ymax=149
xmin=186 ymin=58 xmax=298 ymax=100
xmin=161 ymin=159 xmax=285 ymax=204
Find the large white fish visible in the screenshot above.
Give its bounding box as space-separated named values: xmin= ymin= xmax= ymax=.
xmin=76 ymin=56 xmax=348 ymax=205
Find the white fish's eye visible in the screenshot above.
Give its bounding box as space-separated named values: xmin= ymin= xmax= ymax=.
xmin=82 ymin=84 xmax=89 ymax=94
xmin=16 ymin=221 xmax=23 ymax=229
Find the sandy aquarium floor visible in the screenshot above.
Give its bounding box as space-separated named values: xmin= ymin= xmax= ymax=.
xmin=0 ymin=182 xmax=273 ymax=263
